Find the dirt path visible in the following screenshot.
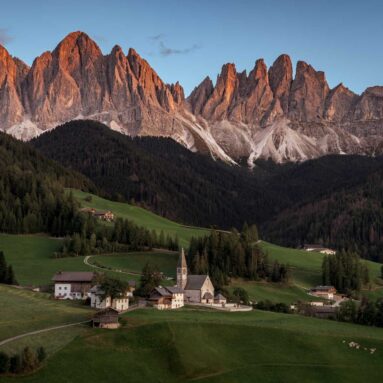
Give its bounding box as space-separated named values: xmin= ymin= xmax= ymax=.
xmin=0 ymin=320 xmax=90 ymax=347
xmin=84 ymin=255 xmax=142 ymax=276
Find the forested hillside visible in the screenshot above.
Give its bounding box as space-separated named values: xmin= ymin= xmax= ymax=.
xmin=264 ymin=171 xmax=383 ymax=262
xmin=30 ymin=120 xmax=383 ymax=261
xmin=0 ymin=131 xmax=96 ymax=234
xmin=31 ymin=120 xmax=270 ymax=228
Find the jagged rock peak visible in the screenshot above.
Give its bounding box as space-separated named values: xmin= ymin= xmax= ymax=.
xmin=54 ymin=31 xmax=102 ymax=55
xmin=167 ymin=81 xmax=185 ymax=104
xmin=289 ymin=60 xmax=330 ymax=121
xmin=268 ymin=54 xmax=292 ymax=113
xmin=187 ymin=76 xmax=214 ymax=115
xmin=250 ymin=59 xmax=268 ymax=82
xmin=111 ymin=44 xmax=124 ymax=55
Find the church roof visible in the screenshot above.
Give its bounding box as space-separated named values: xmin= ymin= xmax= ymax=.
xmin=215 ymin=293 xmax=226 ymax=300
xmin=178 ymin=248 xmax=187 ymax=268
xmin=185 ymin=275 xmax=209 ymax=290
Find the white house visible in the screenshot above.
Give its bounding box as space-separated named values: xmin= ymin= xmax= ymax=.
xmin=90 ymin=285 xmax=130 ymax=312
xmin=52 ymin=272 xmax=95 ymax=300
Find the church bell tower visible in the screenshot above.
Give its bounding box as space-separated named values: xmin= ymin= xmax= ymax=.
xmin=177 ymin=248 xmax=188 ymax=289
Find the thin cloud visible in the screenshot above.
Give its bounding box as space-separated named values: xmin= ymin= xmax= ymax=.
xmin=148 ymin=33 xmax=165 ymax=41
xmin=0 ymin=28 xmax=13 ymax=45
xmin=159 ymin=41 xmax=200 ymax=57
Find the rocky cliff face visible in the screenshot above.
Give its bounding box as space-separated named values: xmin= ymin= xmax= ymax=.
xmin=188 ymin=54 xmax=383 ymax=163
xmin=2 ymin=31 xmax=383 ymax=164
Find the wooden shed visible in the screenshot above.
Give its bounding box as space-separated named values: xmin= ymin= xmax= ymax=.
xmin=92 ymin=308 xmax=120 ymax=329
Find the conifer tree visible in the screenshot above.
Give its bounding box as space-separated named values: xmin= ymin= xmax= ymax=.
xmin=0 ymin=251 xmax=6 ymax=283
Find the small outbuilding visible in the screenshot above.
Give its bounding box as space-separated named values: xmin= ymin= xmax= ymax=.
xmin=92 ymin=308 xmax=120 ymax=329
xmin=201 ymin=292 xmax=214 ymax=304
xmin=214 ymin=293 xmax=227 ymax=305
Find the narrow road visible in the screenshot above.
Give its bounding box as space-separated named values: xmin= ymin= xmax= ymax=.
xmin=0 ymin=320 xmax=90 ymax=347
xmin=84 ymin=255 xmax=142 ymax=276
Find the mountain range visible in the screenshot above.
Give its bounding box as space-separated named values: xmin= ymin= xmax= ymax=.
xmin=2 ymin=31 xmax=383 ymax=163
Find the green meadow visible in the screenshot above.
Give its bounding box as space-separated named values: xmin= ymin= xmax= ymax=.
xmin=69 ymin=189 xmax=210 ymax=248
xmin=0 ymin=285 xmax=92 ymax=356
xmin=1 ymin=191 xmax=383 ymax=382
xmin=1 ymin=232 xmax=382 ymax=303
xmin=2 ymin=308 xmax=383 ymax=383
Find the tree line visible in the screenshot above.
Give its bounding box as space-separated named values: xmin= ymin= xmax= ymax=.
xmin=187 ymin=224 xmax=290 ymax=288
xmin=0 ymin=131 xmax=95 ymax=236
xmin=0 ymin=347 xmax=46 ymax=375
xmin=56 ymin=215 xmax=179 ymax=257
xmin=337 ymin=297 xmax=383 ymax=327
xmin=321 ymin=250 xmax=369 ymax=294
xmin=0 ymin=251 xmax=17 ymax=285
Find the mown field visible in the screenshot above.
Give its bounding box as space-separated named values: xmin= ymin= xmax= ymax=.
xmin=2 ymin=307 xmax=383 ymax=383
xmin=69 ymin=189 xmax=210 ymax=248
xmin=0 ymin=285 xmax=92 ymax=356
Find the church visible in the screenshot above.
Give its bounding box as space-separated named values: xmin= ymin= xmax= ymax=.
xmin=177 ymin=249 xmax=215 ymax=303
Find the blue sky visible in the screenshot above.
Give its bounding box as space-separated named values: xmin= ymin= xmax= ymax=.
xmin=1 ymin=0 xmax=383 ymax=95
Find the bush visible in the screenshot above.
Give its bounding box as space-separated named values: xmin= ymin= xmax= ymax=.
xmin=37 ymin=347 xmax=46 ymax=363
xmin=0 ymin=352 xmax=10 ymax=374
xmin=21 ymin=347 xmax=38 ymax=372
xmin=255 ymin=300 xmax=291 ymax=314
xmin=9 ymin=354 xmax=22 ymax=374
xmin=232 ymin=287 xmax=250 ymax=305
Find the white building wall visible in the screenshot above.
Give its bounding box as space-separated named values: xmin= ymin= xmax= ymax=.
xmin=171 ymin=293 xmax=184 ymax=309
xmin=54 ymin=283 xmax=72 ymax=299
xmin=90 ymin=293 xmax=129 ymax=311
xmin=112 ymin=298 xmax=129 ymax=311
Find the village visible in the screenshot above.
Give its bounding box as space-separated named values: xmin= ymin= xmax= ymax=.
xmin=50 ymin=246 xmax=346 ymax=329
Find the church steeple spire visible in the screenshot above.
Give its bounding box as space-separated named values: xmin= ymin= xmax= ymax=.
xmin=177 ymin=248 xmax=187 ymax=289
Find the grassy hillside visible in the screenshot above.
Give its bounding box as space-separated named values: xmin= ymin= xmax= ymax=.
xmin=3 ymin=308 xmax=383 ymax=383
xmin=70 ymin=189 xmax=210 ymax=248
xmin=3 ymin=231 xmax=381 ymax=303
xmin=0 ymin=234 xmax=176 ymax=286
xmin=89 ymin=251 xmax=178 ymax=279
xmin=0 ymin=234 xmax=89 ymax=286
xmin=0 ymin=285 xmax=92 ymax=356
xmin=228 ymin=241 xmax=383 ymax=304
